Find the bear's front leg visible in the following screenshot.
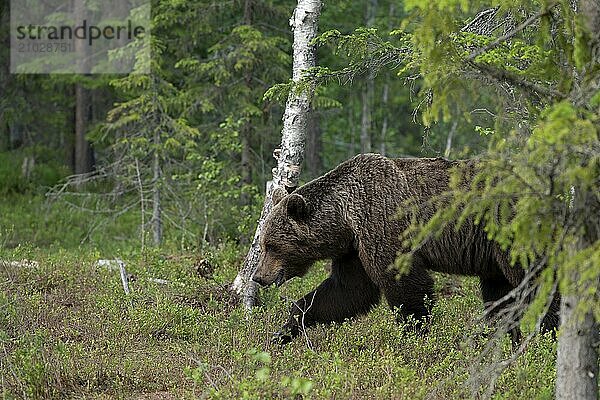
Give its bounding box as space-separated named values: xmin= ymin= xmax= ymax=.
xmin=273 ymin=252 xmax=381 ymax=344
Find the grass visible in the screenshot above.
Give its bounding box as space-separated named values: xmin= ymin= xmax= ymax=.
xmin=0 ymin=196 xmax=558 ymax=399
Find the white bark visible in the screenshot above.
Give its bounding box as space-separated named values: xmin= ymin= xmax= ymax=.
xmin=232 ymin=0 xmax=322 ymax=307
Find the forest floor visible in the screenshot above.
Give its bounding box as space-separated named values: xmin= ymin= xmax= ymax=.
xmin=0 ymin=196 xmax=557 ymax=399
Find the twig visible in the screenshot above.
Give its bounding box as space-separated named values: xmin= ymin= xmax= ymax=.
xmin=299 ymin=289 xmax=318 ymax=351
xmin=0 ymin=259 xmax=39 ymax=268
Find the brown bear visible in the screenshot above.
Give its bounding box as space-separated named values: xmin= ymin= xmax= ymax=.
xmin=252 ymin=153 xmax=559 ymax=343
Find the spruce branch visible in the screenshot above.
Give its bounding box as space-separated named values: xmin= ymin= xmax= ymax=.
xmin=467 ymin=60 xmax=566 ymax=100
xmin=467 ymin=2 xmax=559 ymax=61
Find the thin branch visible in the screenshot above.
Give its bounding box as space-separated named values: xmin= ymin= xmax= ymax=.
xmin=135 ymin=158 xmax=145 ymax=252
xmin=299 ymin=289 xmax=317 ymax=351
xmin=467 ymin=3 xmax=559 ymax=61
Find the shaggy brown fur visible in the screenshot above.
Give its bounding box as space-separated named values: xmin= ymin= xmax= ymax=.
xmin=252 ymin=153 xmax=559 ymax=343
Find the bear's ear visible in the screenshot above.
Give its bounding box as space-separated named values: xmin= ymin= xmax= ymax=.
xmin=272 ymin=187 xmax=287 ymax=206
xmin=286 ymin=193 xmax=308 ymax=221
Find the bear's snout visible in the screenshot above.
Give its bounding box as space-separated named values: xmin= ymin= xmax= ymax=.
xmin=252 ymin=274 xmax=268 ymax=286
xmin=252 ymin=268 xmax=285 ymax=287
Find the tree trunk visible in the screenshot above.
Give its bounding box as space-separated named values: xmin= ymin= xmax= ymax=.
xmin=349 ymin=99 xmax=356 ymax=157
xmin=152 ymin=128 xmax=162 ymax=246
xmin=360 ymin=85 xmax=372 ymax=153
xmin=305 ymin=110 xmax=323 ymax=179
xmin=232 ymin=0 xmax=322 ymax=308
xmin=73 ymin=0 xmax=93 ymax=175
xmin=556 ymin=292 xmax=599 ymax=400
xmin=444 ymin=120 xmax=457 ymax=158
xmin=556 ymin=191 xmax=599 ymax=400
xmin=0 ymin=5 xmax=9 ymax=152
xmin=556 ymin=2 xmax=600 ymax=398
xmin=74 ymin=83 xmax=93 ymax=174
xmin=380 ymin=82 xmax=388 ymax=156
xmin=360 ymin=0 xmax=377 ymax=154
xmin=239 ymin=0 xmax=254 ymax=221
xmin=379 ymin=2 xmax=393 ymax=157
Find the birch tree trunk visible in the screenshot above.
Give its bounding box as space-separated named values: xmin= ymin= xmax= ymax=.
xmin=232 ymin=0 xmax=322 ymax=308
xmin=444 ymin=120 xmax=457 ymax=158
xmin=556 ymin=2 xmax=600 ymax=398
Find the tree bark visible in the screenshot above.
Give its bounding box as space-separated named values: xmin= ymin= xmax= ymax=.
xmin=556 ymin=292 xmax=599 ymax=400
xmin=556 ymin=190 xmax=599 ymax=400
xmin=444 ymin=120 xmax=457 ymax=158
xmin=232 ymin=0 xmax=322 ymax=308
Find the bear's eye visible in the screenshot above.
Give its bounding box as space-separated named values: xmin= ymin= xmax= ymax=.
xmin=265 ymin=243 xmax=278 ymax=253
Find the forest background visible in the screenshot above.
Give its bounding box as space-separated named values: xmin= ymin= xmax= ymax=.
xmin=0 ymin=0 xmax=598 ymax=399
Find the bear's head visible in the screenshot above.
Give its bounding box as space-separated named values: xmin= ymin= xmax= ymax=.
xmin=252 ymin=188 xmax=317 ymax=287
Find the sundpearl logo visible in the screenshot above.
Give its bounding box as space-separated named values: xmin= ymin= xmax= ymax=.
xmin=10 ymin=0 xmax=150 ymax=74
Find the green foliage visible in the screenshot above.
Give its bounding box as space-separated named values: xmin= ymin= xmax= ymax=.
xmin=0 ymin=245 xmax=558 ymax=399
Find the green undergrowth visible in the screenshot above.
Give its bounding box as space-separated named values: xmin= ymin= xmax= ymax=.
xmin=0 ymin=242 xmax=557 ymax=399
xmin=0 ymin=193 xmax=557 ymax=399
xmin=0 ymin=194 xmax=141 ymax=253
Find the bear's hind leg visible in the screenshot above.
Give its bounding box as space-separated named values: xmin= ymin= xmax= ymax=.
xmin=275 ymin=251 xmax=380 ymax=344
xmin=541 ymin=293 xmax=560 ymax=335
xmin=480 ymin=276 xmax=522 ymax=344
xmin=381 ymin=265 xmax=434 ymax=330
